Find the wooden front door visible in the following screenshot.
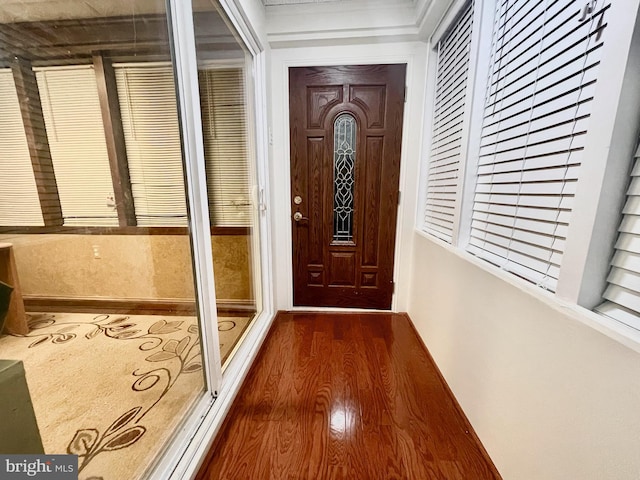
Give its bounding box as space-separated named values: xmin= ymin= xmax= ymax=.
xmin=289 ymin=64 xmax=406 ymax=309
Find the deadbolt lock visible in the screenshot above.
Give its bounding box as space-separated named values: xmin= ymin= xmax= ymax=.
xmin=293 ymin=195 xmax=303 ymax=205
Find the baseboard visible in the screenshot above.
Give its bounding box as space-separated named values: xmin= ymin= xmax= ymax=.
xmin=23 ymin=295 xmax=256 ymax=317
xmin=402 ymin=312 xmax=503 ymax=480
xmin=216 ymin=300 xmax=257 ymax=317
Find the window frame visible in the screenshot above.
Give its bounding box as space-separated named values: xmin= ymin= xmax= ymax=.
xmin=461 ymin=0 xmax=612 ymax=293
xmin=418 ymin=0 xmax=640 ymax=340
xmin=596 ymin=141 xmax=640 ymax=327
xmin=0 ymin=58 xmax=252 ymax=235
xmin=418 ymin=0 xmax=484 ymax=245
xmin=0 ymin=16 xmax=253 ymax=235
xmin=554 ymin=0 xmax=640 ymax=308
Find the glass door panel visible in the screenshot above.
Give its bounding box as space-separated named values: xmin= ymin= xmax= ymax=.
xmin=192 ymin=0 xmax=263 ymax=367
xmin=0 ymin=2 xmax=214 ymax=479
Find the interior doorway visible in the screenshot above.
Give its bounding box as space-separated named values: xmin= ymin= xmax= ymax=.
xmin=288 ymin=64 xmax=406 ymax=309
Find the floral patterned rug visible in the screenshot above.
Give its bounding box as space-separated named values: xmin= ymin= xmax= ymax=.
xmin=0 ymin=312 xmax=251 ymax=480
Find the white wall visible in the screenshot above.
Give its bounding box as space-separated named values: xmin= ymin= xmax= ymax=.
xmin=268 ymin=41 xmax=428 ymax=311
xmin=265 ymin=0 xmax=418 ymax=46
xmin=408 ymin=233 xmax=640 ymax=480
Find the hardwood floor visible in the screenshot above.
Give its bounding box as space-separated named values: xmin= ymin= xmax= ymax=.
xmin=197 ymin=312 xmax=501 ymax=480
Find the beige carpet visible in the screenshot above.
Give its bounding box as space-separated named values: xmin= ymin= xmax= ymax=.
xmin=0 ymin=312 xmax=252 ymax=480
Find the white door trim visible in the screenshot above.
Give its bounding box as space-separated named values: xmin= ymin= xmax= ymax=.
xmin=269 ymin=42 xmax=429 ymax=312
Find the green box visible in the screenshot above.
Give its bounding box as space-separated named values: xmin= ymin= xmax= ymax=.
xmin=0 ymin=280 xmax=12 ymax=334
xmin=0 ymin=360 xmax=44 ymax=454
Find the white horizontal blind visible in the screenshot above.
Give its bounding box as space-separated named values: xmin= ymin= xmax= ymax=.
xmin=37 ymin=66 xmax=118 ymax=226
xmin=199 ymin=68 xmax=251 ymax=227
xmin=424 ymin=1 xmax=474 ymax=242
xmin=467 ymin=0 xmax=610 ymax=291
xmin=0 ymin=69 xmax=44 ymax=226
xmin=596 ymin=145 xmax=640 ymax=328
xmin=115 ymin=64 xmax=188 ymax=227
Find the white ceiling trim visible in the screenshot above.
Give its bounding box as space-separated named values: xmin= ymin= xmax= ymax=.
xmin=265 ymin=0 xmax=447 ymax=47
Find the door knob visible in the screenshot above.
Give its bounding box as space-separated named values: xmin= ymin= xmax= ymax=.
xmin=293 ymin=211 xmax=308 ymax=222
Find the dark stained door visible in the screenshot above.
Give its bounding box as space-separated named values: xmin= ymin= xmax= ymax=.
xmin=289 ymin=64 xmax=406 ymax=309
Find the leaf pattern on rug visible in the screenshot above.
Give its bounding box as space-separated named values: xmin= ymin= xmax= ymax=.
xmin=69 ymin=407 xmax=148 ymax=473
xmin=4 ymin=312 xmax=250 ymax=480
xmin=47 ymin=315 xmax=205 ymax=476
xmin=15 ymin=314 xmax=174 ymax=351
xmin=132 ymin=331 xmax=203 ymax=420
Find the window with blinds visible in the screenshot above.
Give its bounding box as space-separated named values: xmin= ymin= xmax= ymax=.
xmin=423 ymin=1 xmax=474 ymax=242
xmin=199 ymin=68 xmax=251 ymax=227
xmin=115 ymin=64 xmax=250 ymax=228
xmin=467 ymin=0 xmax=610 ymax=291
xmin=596 ymin=144 xmax=640 ymax=328
xmin=115 ymin=64 xmax=188 ymax=227
xmin=37 ymin=66 xmax=118 ymax=226
xmin=0 ymin=69 xmax=44 ymax=226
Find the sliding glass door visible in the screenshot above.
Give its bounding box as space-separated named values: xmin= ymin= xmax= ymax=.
xmin=0 ymin=0 xmax=265 ymax=478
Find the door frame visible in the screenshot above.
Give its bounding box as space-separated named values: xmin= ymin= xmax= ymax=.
xmin=289 ymin=64 xmax=407 ymax=309
xmin=270 ymin=43 xmax=429 ymax=312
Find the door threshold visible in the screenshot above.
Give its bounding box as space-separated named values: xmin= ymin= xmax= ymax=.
xmin=286 ymin=306 xmax=398 ymax=314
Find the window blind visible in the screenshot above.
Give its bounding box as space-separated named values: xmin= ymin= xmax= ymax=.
xmin=199 ymin=68 xmax=251 ymax=227
xmin=0 ymin=69 xmax=44 ymax=226
xmin=37 ymin=66 xmax=118 ymax=226
xmin=595 ymin=144 xmax=640 ymax=327
xmin=115 ymin=64 xmax=188 ymax=227
xmin=424 ymin=1 xmax=474 ymax=242
xmin=467 ymin=0 xmax=610 ymax=291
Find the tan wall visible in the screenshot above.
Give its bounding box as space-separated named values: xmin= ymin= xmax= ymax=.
xmin=0 ymin=234 xmax=252 ymax=301
xmin=408 ymin=233 xmax=640 ymax=480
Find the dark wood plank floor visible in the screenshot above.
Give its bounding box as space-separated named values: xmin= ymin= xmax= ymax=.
xmin=197 ymin=312 xmax=501 ymax=480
